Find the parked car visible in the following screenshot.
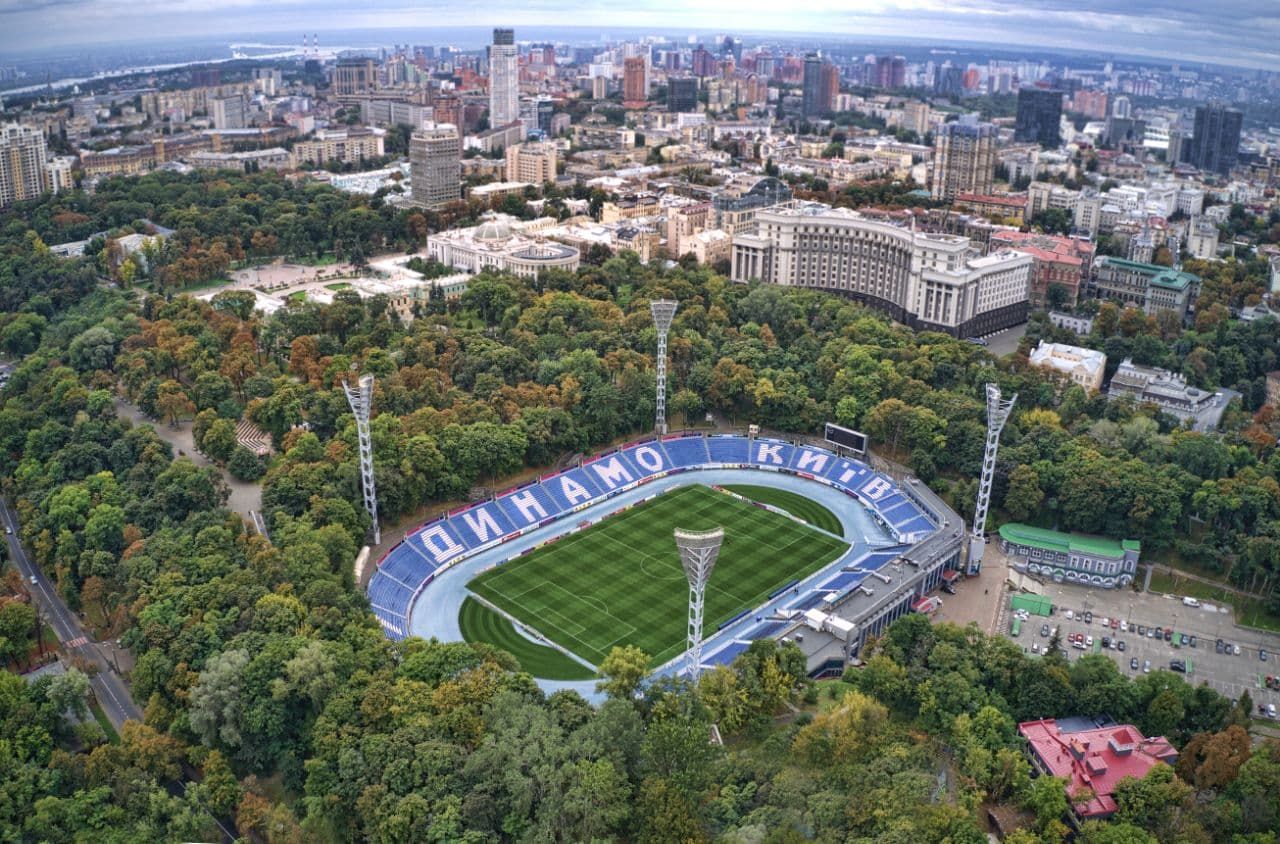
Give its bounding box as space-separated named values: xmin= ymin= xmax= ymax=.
xmin=1170 ymin=660 xmax=1186 ymax=673
xmin=1083 ymin=611 xmax=1093 ymax=624
xmin=1117 ymin=640 xmax=1126 ymax=652
xmin=1164 ymin=629 xmax=1173 ymax=642
xmin=1137 ymin=625 xmax=1146 ymax=636
xmin=1120 ymin=620 xmax=1128 ymax=632
xmin=1085 ymin=635 xmax=1094 ymax=648
xmin=942 ymin=584 xmax=957 ymax=595
xmin=1216 ymin=639 xmax=1225 ymax=654
xmin=1188 ymin=636 xmax=1197 ymax=648
xmin=1040 ymin=624 xmax=1050 ymax=637
xmin=1143 ymin=660 xmax=1151 ymax=673
xmin=1179 ymin=633 xmax=1188 ymax=646
xmin=1234 ymin=644 xmax=1242 ymax=655
xmin=1065 ymin=610 xmax=1075 ymax=620
xmin=1262 ymin=649 xmax=1269 ymax=662
xmin=1130 ymin=657 xmax=1139 ymax=670
xmin=1102 ymin=636 xmax=1111 ymax=649
xmin=1153 ymin=626 xmax=1162 ymax=639
xmin=1110 ymin=618 xmax=1119 ymax=629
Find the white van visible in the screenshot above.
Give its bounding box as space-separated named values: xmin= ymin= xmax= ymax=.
xmin=1182 ymin=597 xmax=1201 ymax=607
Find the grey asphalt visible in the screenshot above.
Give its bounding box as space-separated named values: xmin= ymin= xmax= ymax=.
xmin=1006 ymin=580 xmax=1280 ymax=719
xmin=1 ymin=498 xmax=142 ymax=731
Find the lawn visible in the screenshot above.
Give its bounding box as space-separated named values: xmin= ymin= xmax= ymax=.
xmin=1148 ymin=571 xmax=1280 ymax=634
xmin=720 ymin=484 xmax=843 ymax=535
xmin=468 ymin=484 xmax=849 ymax=666
xmin=459 ymin=597 xmax=595 ymax=680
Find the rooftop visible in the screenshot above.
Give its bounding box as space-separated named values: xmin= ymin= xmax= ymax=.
xmin=998 ymin=522 xmax=1139 ymax=559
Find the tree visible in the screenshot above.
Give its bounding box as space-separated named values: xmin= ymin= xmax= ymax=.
xmin=0 ymin=600 xmax=36 ymax=665
xmin=596 ymin=644 xmax=650 ymax=700
xmin=200 ymin=418 xmax=238 ymax=462
xmin=1004 ymin=464 xmax=1043 ymax=521
xmin=156 ymin=380 xmax=195 ymax=427
xmin=189 ymin=648 xmax=250 ymax=750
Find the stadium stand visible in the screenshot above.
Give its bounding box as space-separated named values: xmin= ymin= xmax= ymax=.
xmin=371 ymin=433 xmax=945 ymax=641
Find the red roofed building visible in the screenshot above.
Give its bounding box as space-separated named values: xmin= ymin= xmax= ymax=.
xmin=955 ymin=193 xmax=1028 ymax=225
xmin=1018 ymin=719 xmax=1178 ymax=822
xmin=989 ymin=230 xmax=1095 ymax=308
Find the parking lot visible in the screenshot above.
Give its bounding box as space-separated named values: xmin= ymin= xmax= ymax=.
xmin=1002 ymin=579 xmax=1280 ymax=719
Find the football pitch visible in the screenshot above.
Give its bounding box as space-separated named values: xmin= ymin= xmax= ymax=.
xmin=467 ymin=484 xmax=849 ymax=667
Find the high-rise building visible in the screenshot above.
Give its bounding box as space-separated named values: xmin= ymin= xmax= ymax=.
xmin=0 ymin=123 xmax=49 ymax=208
xmin=505 ymin=142 xmax=556 ymax=184
xmin=1189 ymin=102 xmax=1243 ymax=176
xmin=802 ymin=54 xmax=824 ymax=118
xmin=691 ymin=46 xmax=716 ymax=78
xmin=873 ymin=55 xmax=906 ymax=89
xmin=488 ymin=28 xmax=520 ymax=128
xmin=410 ymin=124 xmax=461 ymax=209
xmin=209 ymin=94 xmax=247 ymax=130
xmin=332 ymin=59 xmax=377 ymax=97
xmin=623 ymin=56 xmax=648 ymax=109
xmin=931 ymin=121 xmax=997 ymax=201
xmin=1015 ymin=87 xmax=1063 ymax=148
xmin=668 ymin=77 xmax=699 ymax=113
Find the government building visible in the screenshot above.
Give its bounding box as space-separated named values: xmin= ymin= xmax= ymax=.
xmin=730 ymin=203 xmax=1033 ymax=337
xmin=425 ymin=215 xmax=580 ymax=280
xmin=998 ymin=523 xmax=1141 ymax=589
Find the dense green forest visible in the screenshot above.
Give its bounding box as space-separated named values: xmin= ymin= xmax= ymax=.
xmin=1 ymin=171 xmax=1279 ymax=842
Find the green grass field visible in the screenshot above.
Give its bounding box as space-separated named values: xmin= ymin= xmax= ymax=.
xmin=720 ymin=485 xmax=843 ymax=535
xmin=468 ymin=484 xmax=848 ymax=667
xmin=459 ymin=597 xmax=596 ymax=680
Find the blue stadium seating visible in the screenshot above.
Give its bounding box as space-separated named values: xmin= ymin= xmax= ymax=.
xmin=819 ymin=570 xmax=867 ymax=591
xmin=821 ymin=458 xmax=872 ymax=490
xmin=707 ymin=435 xmax=749 ymax=464
xmin=617 ymin=442 xmax=667 ymax=480
xmin=704 ymin=640 xmax=751 ymax=667
xmin=880 ymin=498 xmax=920 ymax=525
xmin=537 ymin=468 xmax=600 ymax=515
xmin=368 ymin=571 xmax=412 ymax=619
xmin=897 ymin=516 xmax=936 ymax=537
xmin=660 ymin=436 xmax=710 ymax=468
xmin=746 ymin=619 xmax=790 ymax=639
xmin=499 ymin=482 xmax=565 ymax=527
xmin=380 ymin=544 xmax=434 ymax=586
xmin=449 ymin=500 xmax=519 ymax=548
xmin=749 ymin=438 xmax=795 ymax=469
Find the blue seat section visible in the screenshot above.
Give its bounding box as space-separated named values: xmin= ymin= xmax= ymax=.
xmin=870 ymin=492 xmax=906 ymax=513
xmin=789 ymin=592 xmax=828 ymax=611
xmin=380 ymin=543 xmax=435 ymax=586
xmin=787 ymin=445 xmax=836 ymax=475
xmin=374 ymin=609 xmax=407 ymax=640
xmin=704 ymin=640 xmax=751 ymax=667
xmin=617 ymin=442 xmax=665 ymax=480
xmin=861 ymin=549 xmax=908 ymax=570
xmin=538 ymin=468 xmax=600 ymax=514
xmin=749 ymin=438 xmax=795 ymax=469
xmin=822 ymin=458 xmax=872 ymax=491
xmin=449 ymin=500 xmax=519 ymax=549
xmin=657 ymin=436 xmax=709 ymax=469
xmin=747 ymin=619 xmax=790 ymax=639
xmin=898 ymin=515 xmax=936 ymax=536
xmin=707 ymin=435 xmax=749 ymax=464
xmin=881 ymin=498 xmax=920 ymax=523
xmin=498 ymin=482 xmax=563 ymax=528
xmin=368 ymin=571 xmax=411 ymax=619
xmin=584 ymin=451 xmax=648 ymax=491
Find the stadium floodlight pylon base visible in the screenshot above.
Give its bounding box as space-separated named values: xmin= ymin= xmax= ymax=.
xmin=969 ymin=383 xmax=1015 ymax=574
xmin=343 ymin=373 xmax=380 ymax=547
xmin=674 ymin=526 xmax=723 ymax=682
xmin=650 ymin=300 xmax=678 ymax=436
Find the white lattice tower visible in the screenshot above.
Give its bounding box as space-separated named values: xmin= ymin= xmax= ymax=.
xmin=969 ymin=383 xmax=1016 ymax=572
xmin=675 ymin=527 xmax=723 ymax=682
xmin=650 ymin=299 xmax=678 ymax=435
xmin=342 ymin=374 xmax=380 ymax=546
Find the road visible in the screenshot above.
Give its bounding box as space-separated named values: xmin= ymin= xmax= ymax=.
xmin=1 ymin=498 xmax=142 ymax=730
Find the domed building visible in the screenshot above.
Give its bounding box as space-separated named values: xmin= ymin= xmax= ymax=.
xmin=426 ymin=213 xmax=579 ymax=279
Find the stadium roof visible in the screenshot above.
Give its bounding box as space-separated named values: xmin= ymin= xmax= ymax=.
xmin=998 ymin=523 xmax=1139 ymax=558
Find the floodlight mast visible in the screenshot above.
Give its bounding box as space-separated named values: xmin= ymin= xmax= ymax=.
xmin=968 ymin=383 xmax=1015 ymax=574
xmin=674 ymin=527 xmax=724 ymax=682
xmin=343 ymin=373 xmax=380 ymax=546
xmin=650 ymin=300 xmax=678 ymax=435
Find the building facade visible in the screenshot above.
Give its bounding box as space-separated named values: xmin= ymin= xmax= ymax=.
xmin=730 ymin=203 xmax=1032 ymax=337
xmin=209 ymin=94 xmax=246 ymax=130
xmin=1189 ymin=102 xmax=1242 ymax=176
xmin=1108 ymin=358 xmax=1217 ymax=424
xmin=668 ymin=77 xmax=699 ymax=113
xmin=409 ymin=124 xmax=461 ymax=209
xmin=623 ymin=56 xmax=648 ymax=109
xmin=990 ymin=230 xmax=1093 ymax=307
xmin=1014 ymin=87 xmax=1063 ymax=148
xmin=1091 ymin=257 xmax=1198 ymax=317
xmin=505 ymin=142 xmax=557 ymax=184
xmin=999 ymin=522 xmax=1140 ymax=589
xmin=293 ymin=127 xmax=385 ymax=166
xmin=1029 ymin=341 xmax=1106 ymax=391
xmin=333 ymin=59 xmax=377 ymax=98
xmin=488 ymin=28 xmax=520 ymax=128
xmin=931 ymin=122 xmax=996 ymax=201
xmin=426 ymin=215 xmax=580 ymax=279
xmin=0 ymin=123 xmax=49 ymax=207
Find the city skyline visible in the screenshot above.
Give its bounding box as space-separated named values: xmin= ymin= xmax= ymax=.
xmin=2 ymin=1 xmax=1279 ymax=71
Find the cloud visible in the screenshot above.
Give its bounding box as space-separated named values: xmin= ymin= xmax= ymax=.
xmin=0 ymin=0 xmax=1276 ymax=70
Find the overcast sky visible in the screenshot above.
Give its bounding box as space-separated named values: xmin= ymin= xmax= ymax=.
xmin=2 ymin=0 xmax=1278 ymax=70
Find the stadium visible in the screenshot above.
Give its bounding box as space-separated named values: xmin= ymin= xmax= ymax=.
xmin=367 ymin=433 xmax=965 ymax=693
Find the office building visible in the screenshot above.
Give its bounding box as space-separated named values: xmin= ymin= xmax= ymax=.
xmin=1091 ymin=257 xmax=1198 ymax=317
xmin=410 ymin=124 xmax=461 ymax=209
xmin=802 ymin=54 xmax=825 ymax=117
xmin=1188 ymin=102 xmax=1242 ymax=176
xmin=1015 ymin=87 xmax=1063 ymax=148
xmin=293 ymin=127 xmax=385 ymax=166
xmin=931 ymin=121 xmax=997 ymax=201
xmin=505 ymin=142 xmax=556 ymax=184
xmin=333 ymin=59 xmax=377 ymax=98
xmin=209 ymin=94 xmax=247 ymax=130
xmin=691 ymin=46 xmax=716 ymax=78
xmin=713 ymin=175 xmax=793 ymax=235
xmin=358 ymin=98 xmax=434 ymax=129
xmin=1000 ymin=523 xmax=1140 ymax=589
xmin=623 ymin=56 xmax=648 ymax=108
xmin=1020 ymin=719 xmax=1175 ymax=821
xmin=426 ymin=214 xmax=579 ymax=279
xmin=489 ymin=28 xmax=520 ymax=128
xmin=1108 ymin=358 xmax=1221 ymax=428
xmin=989 ymin=230 xmax=1094 ymax=307
xmin=0 ymin=123 xmax=49 ymax=207
xmin=873 ymin=55 xmax=906 ymax=89
xmin=1029 ymin=341 xmax=1106 ymax=391
xmin=668 ymin=77 xmax=699 ymax=113
xmin=730 ymin=203 xmax=1033 ymax=337
xmin=1186 ymin=217 xmax=1219 ymax=260
xmin=46 ymin=156 xmax=75 ymax=194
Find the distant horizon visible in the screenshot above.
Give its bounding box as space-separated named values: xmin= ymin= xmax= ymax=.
xmin=2 ymin=1 xmax=1278 ymax=72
